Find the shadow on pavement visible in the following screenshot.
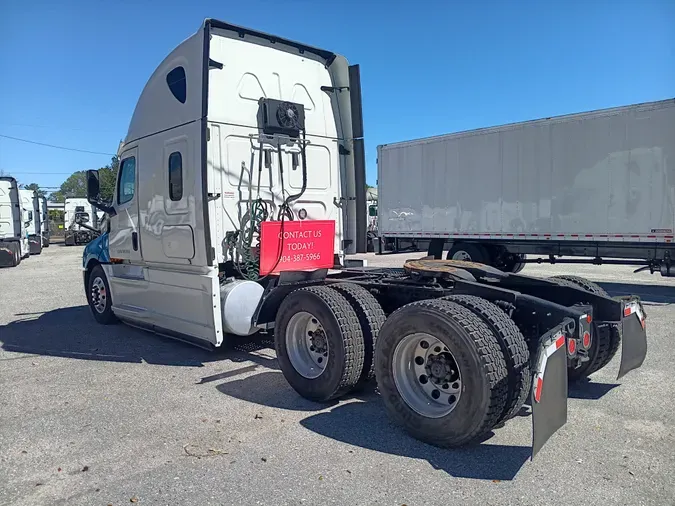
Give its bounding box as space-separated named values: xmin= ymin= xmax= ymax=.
xmin=1 ymin=305 xmax=276 ymax=368
xmin=568 ymin=380 xmax=619 ymax=400
xmin=598 ymin=282 xmax=675 ymax=304
xmin=216 ymin=371 xmax=530 ymax=480
xmin=300 ymin=395 xmax=531 ymax=481
xmin=216 ymin=371 xmax=337 ymax=411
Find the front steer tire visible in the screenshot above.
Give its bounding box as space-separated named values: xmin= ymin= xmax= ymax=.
xmin=87 ymin=265 xmax=118 ymax=325
xmin=375 ymin=299 xmax=509 ymax=448
xmin=275 ymin=286 xmax=365 ymax=402
xmin=549 ymin=274 xmax=621 ymax=381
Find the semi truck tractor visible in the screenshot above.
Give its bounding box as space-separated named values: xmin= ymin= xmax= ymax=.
xmin=0 ymin=177 xmax=31 ymax=267
xmin=39 ymin=196 xmax=50 ymax=247
xmin=82 ymin=19 xmax=648 ymax=458
xmin=19 ymin=188 xmax=42 ymax=255
xmin=64 ymin=198 xmax=99 ymax=246
xmin=376 ymin=99 xmax=675 ymax=276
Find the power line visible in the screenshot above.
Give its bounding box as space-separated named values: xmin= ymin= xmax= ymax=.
xmin=0 ymin=122 xmax=120 ymax=134
xmin=0 ymin=170 xmax=76 ymax=175
xmin=0 ymin=134 xmax=115 ymax=156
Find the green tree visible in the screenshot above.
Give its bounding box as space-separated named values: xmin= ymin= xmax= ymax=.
xmin=58 ymin=170 xmax=88 ymax=199
xmin=98 ymin=155 xmax=119 ymax=203
xmin=24 ymin=183 xmax=47 ymax=198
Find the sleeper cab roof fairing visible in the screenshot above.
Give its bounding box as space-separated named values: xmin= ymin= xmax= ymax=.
xmin=122 ymin=18 xmax=342 ymax=147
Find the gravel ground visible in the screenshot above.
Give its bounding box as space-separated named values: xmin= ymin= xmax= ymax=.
xmin=1 ymin=245 xmax=674 ymax=506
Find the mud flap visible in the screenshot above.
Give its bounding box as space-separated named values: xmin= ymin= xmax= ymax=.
xmin=0 ymin=244 xmax=14 ymax=266
xmin=617 ymin=299 xmax=647 ymax=380
xmin=531 ymin=326 xmax=569 ymax=459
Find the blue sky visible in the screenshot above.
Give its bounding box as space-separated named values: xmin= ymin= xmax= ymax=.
xmin=0 ymin=0 xmax=673 ymax=191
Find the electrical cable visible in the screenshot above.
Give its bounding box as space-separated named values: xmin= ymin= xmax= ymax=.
xmin=0 ymin=134 xmax=116 ymax=156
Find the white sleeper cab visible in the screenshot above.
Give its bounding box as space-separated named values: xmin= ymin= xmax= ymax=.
xmin=0 ymin=177 xmax=31 ymax=267
xmin=19 ymin=188 xmax=42 ymax=256
xmin=82 ymin=19 xmax=649 ymax=458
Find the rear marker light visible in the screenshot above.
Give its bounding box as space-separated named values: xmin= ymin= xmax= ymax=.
xmin=624 ymin=307 xmax=632 ymax=317
xmin=567 ymin=338 xmax=577 ymax=355
xmin=582 ymin=331 xmax=591 ymax=348
xmin=586 ymin=314 xmax=592 ymax=323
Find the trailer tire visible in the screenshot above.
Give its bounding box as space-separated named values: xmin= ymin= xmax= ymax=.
xmin=14 ymin=243 xmax=21 ymax=266
xmin=443 ymin=295 xmax=530 ymax=423
xmin=330 ymin=283 xmax=385 ymax=386
xmin=375 ymin=299 xmax=508 ymax=448
xmin=87 ymin=265 xmax=118 ymax=325
xmin=275 ymin=286 xmax=365 ymax=402
xmin=446 ymin=243 xmax=489 ymax=264
xmin=549 ymin=275 xmax=621 ymax=380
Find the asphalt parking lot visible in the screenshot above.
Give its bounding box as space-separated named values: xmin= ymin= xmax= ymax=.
xmin=1 ymin=245 xmax=674 ymax=505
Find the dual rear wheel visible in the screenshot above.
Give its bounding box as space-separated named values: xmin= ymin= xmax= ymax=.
xmin=274 ymin=286 xmax=530 ymax=447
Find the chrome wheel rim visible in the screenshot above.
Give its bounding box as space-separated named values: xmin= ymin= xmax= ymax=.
xmin=392 ymin=333 xmax=462 ymax=418
xmin=91 ymin=276 xmax=107 ymax=314
xmin=285 ymin=311 xmax=329 ymax=379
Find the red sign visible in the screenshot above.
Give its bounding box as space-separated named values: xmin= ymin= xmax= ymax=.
xmin=259 ymin=220 xmax=336 ymax=275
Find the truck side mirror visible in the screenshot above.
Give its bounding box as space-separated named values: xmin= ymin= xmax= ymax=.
xmin=87 ymin=170 xmax=101 ymax=203
xmin=86 ymin=169 xmax=116 ymax=217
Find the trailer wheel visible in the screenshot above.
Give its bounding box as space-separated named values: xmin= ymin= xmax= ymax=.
xmin=275 ymin=286 xmax=365 ymax=402
xmin=87 ymin=264 xmax=118 ymax=325
xmin=446 ymin=243 xmax=489 ymax=264
xmin=549 ymin=275 xmax=621 ymax=380
xmin=375 ymin=299 xmax=508 ymax=447
xmin=443 ymin=295 xmax=530 ymax=423
xmin=330 ymin=283 xmax=385 ymax=386
xmin=14 ymin=243 xmax=21 ymax=266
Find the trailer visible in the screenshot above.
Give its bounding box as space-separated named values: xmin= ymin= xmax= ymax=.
xmin=0 ymin=177 xmax=31 ymax=267
xmin=81 ymin=19 xmax=648 ymax=458
xmin=64 ymin=198 xmax=99 ymax=246
xmin=376 ymin=99 xmax=675 ymax=275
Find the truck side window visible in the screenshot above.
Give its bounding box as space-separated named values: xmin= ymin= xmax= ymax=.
xmin=168 ymin=152 xmax=183 ymax=201
xmin=118 ymin=157 xmax=136 ymax=205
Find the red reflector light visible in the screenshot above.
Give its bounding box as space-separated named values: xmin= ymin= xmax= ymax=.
xmin=586 ymin=314 xmax=592 ymax=323
xmin=582 ymin=331 xmax=591 ymax=348
xmin=555 ymin=335 xmax=566 ymax=349
xmin=567 ymin=338 xmax=577 ymax=355
xmin=534 ymin=377 xmax=543 ymax=403
xmin=624 ymin=307 xmax=632 ymax=317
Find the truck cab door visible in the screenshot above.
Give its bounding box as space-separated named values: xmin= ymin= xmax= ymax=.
xmin=109 ymin=148 xmax=142 ymax=263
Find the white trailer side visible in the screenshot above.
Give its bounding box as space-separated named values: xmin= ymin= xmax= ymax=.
xmin=377 ymin=98 xmax=675 ymax=275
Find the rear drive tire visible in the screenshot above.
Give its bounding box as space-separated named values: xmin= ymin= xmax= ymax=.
xmin=274 ymin=286 xmax=365 ymax=402
xmin=549 ymin=275 xmax=621 ymax=380
xmin=446 ymin=243 xmax=489 ymax=264
xmin=330 ymin=283 xmax=385 ymax=386
xmin=375 ymin=299 xmax=508 ymax=448
xmin=87 ymin=265 xmax=118 ymax=324
xmin=444 ymin=295 xmax=530 ymax=423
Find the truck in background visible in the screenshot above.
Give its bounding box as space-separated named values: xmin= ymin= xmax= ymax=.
xmin=80 ymin=19 xmax=648 ymax=458
xmin=0 ymin=177 xmax=31 ymax=267
xmin=376 ymin=99 xmax=675 ymax=276
xmin=64 ymin=198 xmax=99 ymax=246
xmin=38 ymin=196 xmax=50 ymax=248
xmin=19 ymin=188 xmax=43 ymax=256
